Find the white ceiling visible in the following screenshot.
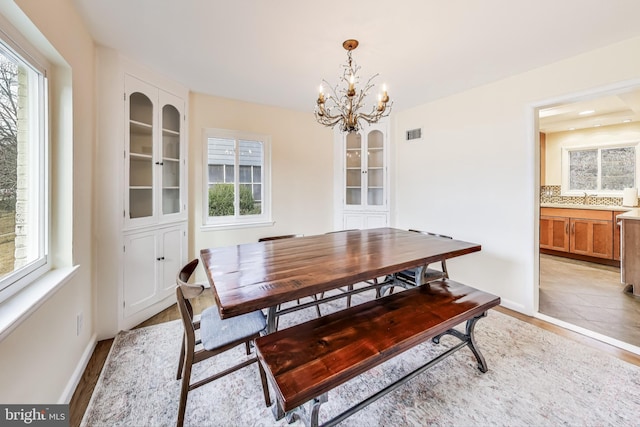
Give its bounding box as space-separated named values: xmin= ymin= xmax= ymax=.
xmin=73 ymin=0 xmax=640 ymax=115
xmin=539 ymin=87 xmax=640 ymax=133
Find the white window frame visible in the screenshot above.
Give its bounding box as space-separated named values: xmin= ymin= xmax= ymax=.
xmin=202 ymin=128 xmax=272 ymax=229
xmin=0 ymin=16 xmax=50 ymax=304
xmin=561 ymin=140 xmax=640 ymax=196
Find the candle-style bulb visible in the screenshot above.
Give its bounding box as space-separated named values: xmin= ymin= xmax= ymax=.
xmin=347 ymin=74 xmax=356 ymax=97
xmin=317 ymin=84 xmax=325 ymax=104
xmin=381 ymin=83 xmax=389 ymax=103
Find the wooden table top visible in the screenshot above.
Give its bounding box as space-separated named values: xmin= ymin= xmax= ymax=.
xmin=200 ymin=228 xmax=481 ymax=318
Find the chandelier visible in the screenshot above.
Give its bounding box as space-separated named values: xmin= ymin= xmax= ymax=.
xmin=314 ymin=39 xmax=392 ymax=133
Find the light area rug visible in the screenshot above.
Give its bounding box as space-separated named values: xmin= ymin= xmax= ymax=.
xmin=81 ymin=292 xmax=640 ymax=427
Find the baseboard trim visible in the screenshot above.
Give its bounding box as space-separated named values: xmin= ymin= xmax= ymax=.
xmin=499 ymin=298 xmax=530 ymax=316
xmin=59 ymin=333 xmax=97 ymax=404
xmin=540 ymin=248 xmax=620 ymax=267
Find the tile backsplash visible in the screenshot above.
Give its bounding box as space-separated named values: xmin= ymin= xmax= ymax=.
xmin=540 ymin=185 xmax=636 ymax=207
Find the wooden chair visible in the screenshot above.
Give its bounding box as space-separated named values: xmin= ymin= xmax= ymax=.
xmin=258 ymin=234 xmax=322 ymax=327
xmin=389 ymin=230 xmax=451 ymax=293
xmin=258 ymin=234 xmax=302 ymax=241
xmin=175 ymin=259 xmax=271 ymax=427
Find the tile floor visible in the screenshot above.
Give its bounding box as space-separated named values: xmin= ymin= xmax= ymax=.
xmin=539 ymin=254 xmax=640 ymax=347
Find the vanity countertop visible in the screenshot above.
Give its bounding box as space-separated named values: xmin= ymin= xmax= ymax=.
xmin=541 ymin=203 xmax=633 ymax=211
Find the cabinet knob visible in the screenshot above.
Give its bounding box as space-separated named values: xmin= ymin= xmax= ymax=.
xmin=155 ymin=161 xmax=164 ymax=166
xmin=156 ymin=256 xmax=165 ymax=261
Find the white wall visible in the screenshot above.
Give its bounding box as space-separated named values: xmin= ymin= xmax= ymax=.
xmin=545 ymin=122 xmax=640 ymax=185
xmin=393 ymin=36 xmax=640 ymax=314
xmin=189 ymin=93 xmax=335 ymax=280
xmin=0 ymin=0 xmax=95 ymax=403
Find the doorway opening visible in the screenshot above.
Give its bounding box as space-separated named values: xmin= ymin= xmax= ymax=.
xmin=535 ymin=83 xmax=640 ymax=352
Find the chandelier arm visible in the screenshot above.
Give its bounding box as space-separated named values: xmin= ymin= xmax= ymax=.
xmin=358 ymin=102 xmax=393 ymax=122
xmin=314 ymin=100 xmax=345 ymax=124
xmin=314 ymin=114 xmax=344 ymax=128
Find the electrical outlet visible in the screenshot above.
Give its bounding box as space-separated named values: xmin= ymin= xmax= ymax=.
xmin=76 ymin=312 xmax=83 ymax=336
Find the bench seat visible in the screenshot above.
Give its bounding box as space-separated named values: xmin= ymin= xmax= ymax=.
xmin=255 ymin=279 xmax=500 ymax=426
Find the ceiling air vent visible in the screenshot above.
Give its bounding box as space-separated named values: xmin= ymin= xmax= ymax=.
xmin=405 ymin=128 xmax=422 ymax=141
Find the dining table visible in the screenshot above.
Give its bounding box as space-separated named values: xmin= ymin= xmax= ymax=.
xmin=200 ymin=227 xmax=481 ymax=332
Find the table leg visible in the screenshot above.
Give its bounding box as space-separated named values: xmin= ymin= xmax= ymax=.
xmin=266 ymin=306 xmax=278 ymax=334
xmin=415 ymin=265 xmax=426 ymax=285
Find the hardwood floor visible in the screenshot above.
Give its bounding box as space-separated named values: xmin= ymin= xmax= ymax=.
xmin=539 ymin=254 xmax=640 ymax=347
xmin=69 ymin=292 xmax=640 ymax=427
xmin=69 ymin=292 xmax=215 ymax=427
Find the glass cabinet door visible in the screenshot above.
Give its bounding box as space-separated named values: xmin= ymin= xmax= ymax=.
xmin=128 ymin=92 xmax=154 ymax=219
xmin=345 ymin=132 xmax=362 ymax=206
xmin=367 ymin=130 xmax=384 ymax=206
xmin=161 ymin=104 xmax=181 ymax=215
xmin=343 ymin=127 xmax=386 ymax=208
xmin=126 ymin=74 xmax=185 ymax=227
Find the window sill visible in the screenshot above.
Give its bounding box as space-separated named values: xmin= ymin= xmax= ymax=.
xmin=0 ymin=266 xmax=79 ymax=342
xmin=201 ymin=219 xmax=275 ymax=231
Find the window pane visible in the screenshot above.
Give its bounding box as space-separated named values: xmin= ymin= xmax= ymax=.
xmin=0 ymin=54 xmax=18 ymax=279
xmin=239 ymin=165 xmax=251 ymax=183
xmin=0 ymin=44 xmax=46 ymax=291
xmin=239 ymin=140 xmax=262 ymax=216
xmin=224 ymin=165 xmax=234 ymax=183
xmin=208 ymin=165 xmax=223 ymax=183
xmin=253 ymin=184 xmax=262 ymax=202
xmin=207 ymin=137 xmax=236 ymax=218
xmin=208 ymin=183 xmax=234 ymax=217
xmin=569 ymin=150 xmax=597 ymax=191
xmin=601 ymin=147 xmax=635 ymax=190
xmin=205 ymin=131 xmax=269 ymax=224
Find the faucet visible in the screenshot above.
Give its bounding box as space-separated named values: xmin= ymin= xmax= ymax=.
xmin=583 ymin=192 xmax=597 ymax=204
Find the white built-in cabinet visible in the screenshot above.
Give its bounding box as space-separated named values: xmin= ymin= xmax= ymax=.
xmin=334 ymin=120 xmax=390 ymax=229
xmin=122 ymin=224 xmax=185 ymax=318
xmin=121 ymin=74 xmax=187 ymax=328
xmin=96 ymin=47 xmax=189 ymax=336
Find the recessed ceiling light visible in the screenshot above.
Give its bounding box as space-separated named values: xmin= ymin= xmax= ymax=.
xmin=594 ymin=124 xmax=601 ymax=127
xmin=568 ymin=127 xmax=576 ymax=130
xmin=623 ymin=119 xmax=632 ymax=123
xmin=579 ymin=110 xmax=595 ymax=115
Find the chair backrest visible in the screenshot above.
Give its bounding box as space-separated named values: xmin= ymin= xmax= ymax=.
xmin=258 ymin=234 xmax=302 ymax=242
xmin=176 ymin=259 xmax=205 ymax=335
xmin=408 ymin=229 xmax=453 ymax=240
xmin=178 ymin=258 xmax=199 ymax=284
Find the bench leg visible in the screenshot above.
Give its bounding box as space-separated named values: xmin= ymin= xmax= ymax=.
xmin=271 ymin=397 xmax=285 ymax=421
xmin=432 ymin=312 xmax=489 ymax=373
xmin=284 ymin=393 xmax=328 ymax=427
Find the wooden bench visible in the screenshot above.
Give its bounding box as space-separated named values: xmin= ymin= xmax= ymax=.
xmin=255 ymin=279 xmax=501 ymax=427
